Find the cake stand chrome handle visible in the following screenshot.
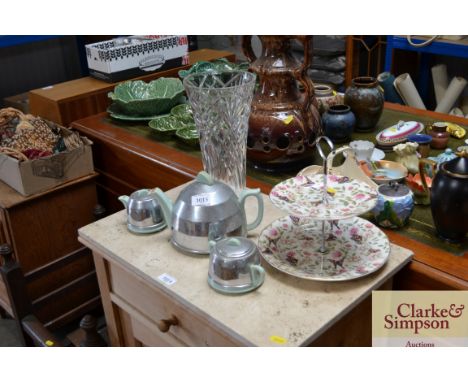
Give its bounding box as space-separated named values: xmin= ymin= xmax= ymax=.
xmin=314 ymin=136 xmax=334 ymax=204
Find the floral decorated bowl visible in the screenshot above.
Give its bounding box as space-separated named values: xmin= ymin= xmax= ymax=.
xmin=108 ymin=78 xmax=185 ymax=116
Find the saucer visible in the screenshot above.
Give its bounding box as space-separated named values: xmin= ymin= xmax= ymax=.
xmin=344 ymin=148 xmax=385 ymax=161
xmin=107 ymin=104 xmax=169 ymax=121
xmin=127 ymin=220 xmax=167 ymax=234
xmin=370 ymin=148 xmax=385 ymax=161
xmin=207 ymin=276 xmax=264 ymax=295
xmin=106 ymin=104 xmax=169 ymax=121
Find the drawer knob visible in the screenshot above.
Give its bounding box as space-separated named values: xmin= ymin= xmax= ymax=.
xmin=157 ymin=315 xmax=179 ymax=333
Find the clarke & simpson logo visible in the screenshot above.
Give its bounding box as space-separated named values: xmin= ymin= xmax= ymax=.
xmin=384 ymin=303 xmax=465 ymax=334
xmin=372 ymin=291 xmax=468 ymax=347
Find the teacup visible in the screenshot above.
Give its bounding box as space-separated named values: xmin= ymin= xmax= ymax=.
xmin=350 ymin=140 xmax=375 ymax=162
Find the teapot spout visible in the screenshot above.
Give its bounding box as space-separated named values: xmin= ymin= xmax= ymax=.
xmin=153 ymin=188 xmax=174 ymax=227
xmin=118 ymin=195 xmax=129 ymax=209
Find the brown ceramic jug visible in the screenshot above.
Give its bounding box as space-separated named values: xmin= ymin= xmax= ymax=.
xmin=242 ymin=36 xmax=322 ymax=172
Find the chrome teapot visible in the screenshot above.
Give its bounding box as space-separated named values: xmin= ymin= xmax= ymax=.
xmin=118 ymin=189 xmax=166 ymax=234
xmin=154 ymin=171 xmax=264 ymax=255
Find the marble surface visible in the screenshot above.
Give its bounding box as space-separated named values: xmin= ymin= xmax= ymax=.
xmin=78 ymin=182 xmax=413 ymax=346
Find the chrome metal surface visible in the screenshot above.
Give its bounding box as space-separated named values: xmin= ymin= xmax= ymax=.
xmin=127 ymin=189 xmax=164 ymax=229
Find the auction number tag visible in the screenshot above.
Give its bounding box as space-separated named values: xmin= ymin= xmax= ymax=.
xmin=191 ymin=192 xmax=216 ymax=206
xmin=158 ymin=273 xmax=177 ymax=286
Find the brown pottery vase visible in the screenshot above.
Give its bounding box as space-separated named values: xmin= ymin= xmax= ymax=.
xmin=344 ymin=76 xmax=384 ymax=132
xmin=427 ymin=122 xmax=450 ymax=149
xmin=242 ymin=35 xmax=322 ymax=172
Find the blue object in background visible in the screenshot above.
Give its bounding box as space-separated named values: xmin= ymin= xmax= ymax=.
xmin=322 ymin=104 xmax=356 ymax=143
xmin=377 ymin=72 xmax=404 ymax=104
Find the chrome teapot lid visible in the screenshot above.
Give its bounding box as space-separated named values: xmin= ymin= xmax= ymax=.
xmin=177 ymin=171 xmax=237 ymax=207
xmin=214 ymin=237 xmax=257 ymax=259
xmin=129 ymin=189 xmax=157 ymax=203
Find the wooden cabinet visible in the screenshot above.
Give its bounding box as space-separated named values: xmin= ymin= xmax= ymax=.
xmin=79 ymin=186 xmax=413 ymax=347
xmin=0 ymin=174 xmax=101 ymax=329
xmin=100 ymin=258 xmax=241 ymax=346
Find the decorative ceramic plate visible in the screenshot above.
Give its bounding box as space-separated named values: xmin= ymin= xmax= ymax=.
xmin=376 ymin=121 xmax=424 ymax=146
xmin=107 ymin=104 xmax=169 ymax=121
xmin=258 ymin=216 xmax=390 ymax=281
xmin=175 ymin=125 xmax=199 ymax=146
xmin=148 ymin=115 xmax=182 ymax=134
xmin=170 ymin=104 xmax=194 ymax=123
xmin=270 ymin=174 xmax=378 ymax=220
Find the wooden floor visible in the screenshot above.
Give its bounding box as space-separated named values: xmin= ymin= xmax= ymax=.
xmin=0 ymin=318 xmax=22 ymax=346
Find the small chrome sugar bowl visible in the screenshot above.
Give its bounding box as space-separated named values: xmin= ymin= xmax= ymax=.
xmin=208 ymin=237 xmax=265 ymax=294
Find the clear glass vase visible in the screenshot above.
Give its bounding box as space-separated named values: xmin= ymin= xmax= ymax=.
xmin=183 ymin=71 xmax=256 ymax=194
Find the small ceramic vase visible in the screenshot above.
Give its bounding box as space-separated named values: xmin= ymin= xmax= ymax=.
xmin=372 ymin=183 xmax=414 ymax=229
xmin=344 ymin=76 xmax=384 ymax=132
xmin=427 ymin=122 xmax=450 ymax=149
xmin=315 ymin=84 xmax=342 ymax=115
xmin=393 ymin=142 xmax=420 ymax=174
xmin=322 ymin=104 xmax=355 ymax=143
xmin=407 ymin=134 xmax=432 ymax=158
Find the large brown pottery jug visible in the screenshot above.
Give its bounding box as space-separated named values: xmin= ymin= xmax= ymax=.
xmin=344 ymin=76 xmax=384 ymax=132
xmin=242 ymin=36 xmax=322 ymax=172
xmin=429 ymin=151 xmax=468 ymax=243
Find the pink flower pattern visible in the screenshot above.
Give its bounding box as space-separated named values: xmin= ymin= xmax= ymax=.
xmin=257 ymin=216 xmax=390 ymax=281
xmin=270 ymin=174 xmax=377 ymax=220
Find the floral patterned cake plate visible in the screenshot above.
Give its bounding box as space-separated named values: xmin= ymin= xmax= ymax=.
xmin=258 ymin=216 xmax=390 ymax=281
xmin=270 ymin=174 xmax=378 ymax=220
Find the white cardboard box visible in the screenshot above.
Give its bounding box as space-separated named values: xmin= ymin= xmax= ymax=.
xmin=85 ymin=35 xmax=189 ymax=82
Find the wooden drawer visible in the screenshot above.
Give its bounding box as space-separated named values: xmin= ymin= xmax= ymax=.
xmin=108 ymin=261 xmax=241 ymax=346
xmin=117 ymin=304 xmax=187 ymax=346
